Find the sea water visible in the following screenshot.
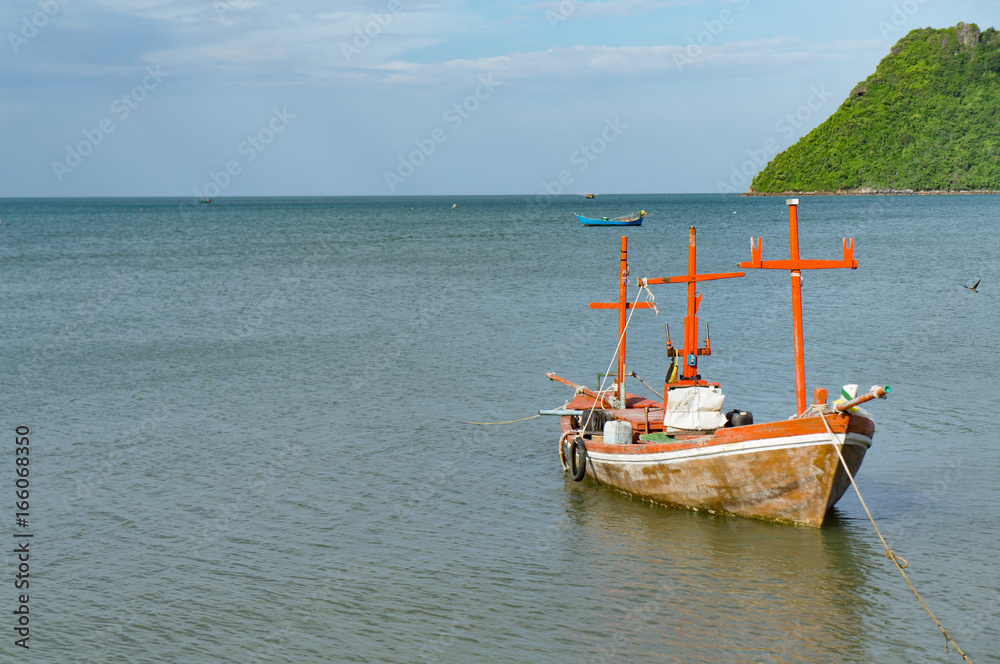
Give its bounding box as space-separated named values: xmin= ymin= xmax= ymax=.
xmin=1 ymin=194 xmax=998 ymax=662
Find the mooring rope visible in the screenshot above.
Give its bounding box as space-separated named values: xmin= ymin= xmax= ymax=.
xmin=420 ymin=397 xmax=581 ymax=426
xmin=433 ymin=285 xmax=656 ymax=465
xmin=810 ymin=407 xmax=974 ymax=663
xmin=420 ymin=414 xmax=542 ymax=426
xmin=416 ymin=283 xmax=658 ymax=431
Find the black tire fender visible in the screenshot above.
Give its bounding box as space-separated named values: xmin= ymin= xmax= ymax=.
xmin=569 ymin=436 xmax=588 ymax=482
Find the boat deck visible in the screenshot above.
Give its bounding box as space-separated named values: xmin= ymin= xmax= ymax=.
xmin=562 ymin=391 xmax=875 ymax=453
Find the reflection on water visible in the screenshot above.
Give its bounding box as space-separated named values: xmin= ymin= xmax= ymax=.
xmin=562 ymin=482 xmax=877 ymax=662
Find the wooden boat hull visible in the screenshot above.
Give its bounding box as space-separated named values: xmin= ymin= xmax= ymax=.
xmin=562 ymin=413 xmax=873 ymax=526
xmin=576 ymin=214 xmax=643 ymax=227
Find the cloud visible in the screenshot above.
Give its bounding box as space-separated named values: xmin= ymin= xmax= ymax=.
xmin=1 ymin=0 xmax=882 ymax=97
xmin=4 ymin=1 xmax=490 ymax=82
xmin=519 ymin=0 xmax=699 ymax=16
xmin=368 ymin=37 xmax=881 ymax=92
xmin=579 ymin=0 xmax=699 ymax=14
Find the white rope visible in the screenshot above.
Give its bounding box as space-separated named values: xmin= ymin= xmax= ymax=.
xmin=578 ymin=287 xmax=655 ymax=435
xmin=640 ymin=282 xmax=658 ymax=315
xmin=809 ymin=405 xmax=974 ymax=663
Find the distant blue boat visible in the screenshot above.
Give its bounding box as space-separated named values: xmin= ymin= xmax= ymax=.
xmin=576 ymin=210 xmax=646 ymax=227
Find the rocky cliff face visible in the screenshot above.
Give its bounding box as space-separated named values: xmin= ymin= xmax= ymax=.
xmin=956 ymin=21 xmax=980 ymax=49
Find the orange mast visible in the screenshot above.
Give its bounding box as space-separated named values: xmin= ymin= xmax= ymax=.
xmin=739 ymin=199 xmax=858 ymax=414
xmin=642 ymin=227 xmax=744 ymax=382
xmin=589 ymin=236 xmax=656 ymax=406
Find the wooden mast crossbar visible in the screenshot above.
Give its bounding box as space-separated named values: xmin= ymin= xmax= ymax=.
xmin=589 ymin=236 xmax=655 ymax=406
xmin=739 ymin=199 xmax=858 ymax=415
xmin=641 ymin=227 xmax=744 ymax=382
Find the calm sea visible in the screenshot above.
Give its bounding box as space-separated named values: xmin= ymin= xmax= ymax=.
xmin=1 ymin=194 xmax=998 ymax=663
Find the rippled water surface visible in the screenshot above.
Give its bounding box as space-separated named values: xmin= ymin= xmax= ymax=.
xmin=1 ymin=194 xmax=998 ymax=663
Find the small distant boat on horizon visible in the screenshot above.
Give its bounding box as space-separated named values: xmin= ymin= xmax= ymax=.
xmin=576 ymin=210 xmax=645 ymax=227
xmin=197 ymin=197 xmax=212 ymax=204
xmin=584 ymin=193 xmax=596 ymax=199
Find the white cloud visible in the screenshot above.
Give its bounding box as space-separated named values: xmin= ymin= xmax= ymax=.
xmin=519 ymin=0 xmax=699 ymax=16
xmin=117 ymin=31 xmax=883 ymax=95
xmin=572 ymin=0 xmax=700 ymax=16
xmin=367 ymin=37 xmax=880 ymax=90
xmin=0 ymin=0 xmax=883 ymax=98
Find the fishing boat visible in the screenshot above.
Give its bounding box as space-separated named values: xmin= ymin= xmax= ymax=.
xmin=542 ymin=200 xmax=889 ymax=526
xmin=584 ymin=193 xmax=596 ymax=199
xmin=576 ymin=210 xmax=645 ymax=227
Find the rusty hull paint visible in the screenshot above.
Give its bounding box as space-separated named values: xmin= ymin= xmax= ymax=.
xmin=560 ymin=412 xmax=873 ymax=526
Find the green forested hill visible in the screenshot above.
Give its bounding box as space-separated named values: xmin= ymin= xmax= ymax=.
xmin=751 ymin=23 xmax=1000 ymax=193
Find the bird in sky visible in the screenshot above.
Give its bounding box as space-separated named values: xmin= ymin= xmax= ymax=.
xmin=964 ymin=279 xmax=981 ymax=292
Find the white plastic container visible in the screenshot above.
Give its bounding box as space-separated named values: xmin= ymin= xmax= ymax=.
xmin=603 ymin=420 xmax=634 ymax=445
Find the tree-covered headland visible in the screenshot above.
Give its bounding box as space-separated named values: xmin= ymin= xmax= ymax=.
xmin=751 ymin=23 xmax=1000 ymax=194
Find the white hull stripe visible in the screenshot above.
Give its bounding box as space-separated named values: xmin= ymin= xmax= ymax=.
xmin=588 ymin=432 xmax=872 ymax=465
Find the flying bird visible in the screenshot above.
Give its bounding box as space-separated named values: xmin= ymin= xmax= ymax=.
xmin=964 ymin=279 xmax=981 ymax=292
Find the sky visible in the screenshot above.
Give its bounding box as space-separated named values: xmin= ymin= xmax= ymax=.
xmin=0 ymin=0 xmax=994 ymax=197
